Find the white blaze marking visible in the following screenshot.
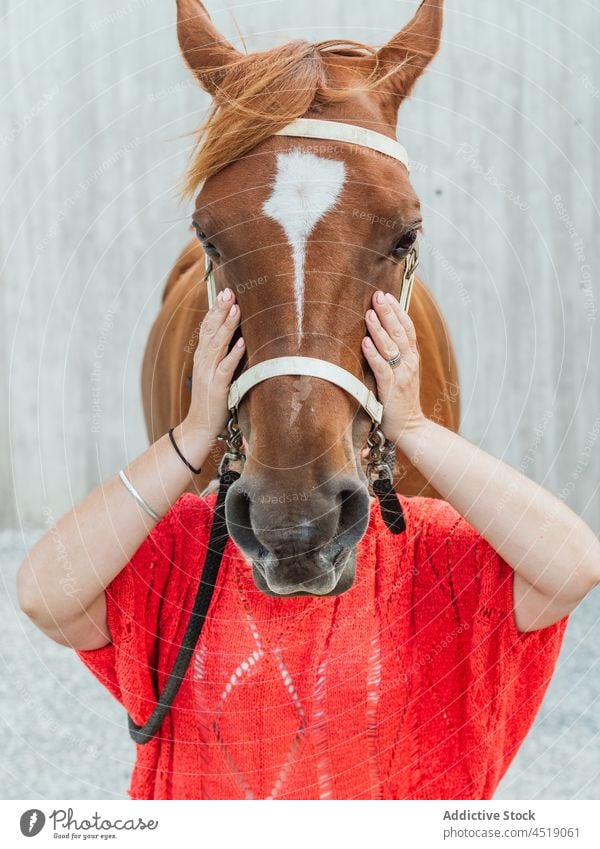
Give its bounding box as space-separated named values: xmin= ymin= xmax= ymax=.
xmin=263 ymin=150 xmax=346 ymax=341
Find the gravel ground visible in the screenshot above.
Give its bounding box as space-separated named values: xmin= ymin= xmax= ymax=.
xmin=1 ymin=529 xmax=598 ymax=800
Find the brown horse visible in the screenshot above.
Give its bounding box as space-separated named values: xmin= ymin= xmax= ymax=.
xmin=142 ymin=0 xmax=459 ymax=596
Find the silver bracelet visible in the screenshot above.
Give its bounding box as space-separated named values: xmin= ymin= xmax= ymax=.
xmin=118 ymin=469 xmax=161 ymax=522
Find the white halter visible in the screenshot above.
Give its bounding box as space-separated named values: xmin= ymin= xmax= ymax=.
xmin=274 ymin=118 xmax=411 ymax=174
xmin=204 ymin=118 xmax=418 ymax=427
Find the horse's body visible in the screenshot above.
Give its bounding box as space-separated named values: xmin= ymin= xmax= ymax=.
xmin=142 ymin=0 xmax=459 ymax=596
xmin=142 ymin=238 xmax=460 ymax=498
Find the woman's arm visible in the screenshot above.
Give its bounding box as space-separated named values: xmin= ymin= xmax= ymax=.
xmin=362 ymin=289 xmax=600 ymax=632
xmin=17 ymin=287 xmax=245 ymax=650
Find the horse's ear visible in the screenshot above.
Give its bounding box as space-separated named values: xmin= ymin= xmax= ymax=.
xmin=376 ymin=0 xmax=443 ymax=111
xmin=177 ymin=0 xmax=241 ymax=95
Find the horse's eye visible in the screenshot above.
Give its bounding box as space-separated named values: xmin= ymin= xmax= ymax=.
xmin=193 ymin=224 xmax=220 ymax=258
xmin=392 ymin=229 xmax=418 ymax=259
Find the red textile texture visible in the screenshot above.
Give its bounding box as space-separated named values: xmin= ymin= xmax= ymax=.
xmin=77 ymin=492 xmax=568 ymax=800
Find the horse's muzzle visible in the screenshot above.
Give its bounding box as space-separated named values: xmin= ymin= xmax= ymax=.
xmin=225 ymin=475 xmax=370 ymax=596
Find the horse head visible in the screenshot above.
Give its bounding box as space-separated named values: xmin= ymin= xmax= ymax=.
xmin=176 ymin=0 xmax=444 ymax=596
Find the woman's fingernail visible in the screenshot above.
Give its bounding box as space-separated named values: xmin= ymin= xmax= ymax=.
xmin=223 ymin=288 xmax=232 ymax=301
xmin=376 ymin=291 xmax=385 ymax=304
xmin=237 ymin=338 xmax=245 ymax=348
xmin=385 ymin=293 xmax=396 ymax=304
xmin=364 ymin=338 xmax=373 ymax=349
xmin=229 ymin=304 xmax=238 ymax=316
xmin=368 ymin=310 xmax=377 ymax=322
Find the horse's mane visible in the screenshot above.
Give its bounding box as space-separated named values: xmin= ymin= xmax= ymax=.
xmin=182 ymin=39 xmax=387 ymax=197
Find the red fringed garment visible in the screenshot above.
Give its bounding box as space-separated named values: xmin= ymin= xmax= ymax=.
xmin=77 ymin=492 xmax=568 ymax=799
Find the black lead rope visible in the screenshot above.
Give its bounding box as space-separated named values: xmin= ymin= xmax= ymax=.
xmin=127 ymin=469 xmax=240 ymax=745
xmin=369 ymin=435 xmax=407 ymax=535
xmin=127 ymin=461 xmax=405 ymax=745
xmin=372 ymin=478 xmax=406 ymax=535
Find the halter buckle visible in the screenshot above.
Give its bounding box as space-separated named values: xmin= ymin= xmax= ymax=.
xmin=218 ymin=412 xmax=245 ymax=476
xmin=366 ymin=425 xmax=396 ymax=490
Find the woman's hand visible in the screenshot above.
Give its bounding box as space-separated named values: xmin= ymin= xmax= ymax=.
xmin=362 ymin=290 xmax=426 ymax=445
xmin=185 ymin=287 xmax=245 ymax=441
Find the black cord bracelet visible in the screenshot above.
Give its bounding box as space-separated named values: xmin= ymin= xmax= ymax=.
xmin=169 ymin=427 xmax=202 ymax=475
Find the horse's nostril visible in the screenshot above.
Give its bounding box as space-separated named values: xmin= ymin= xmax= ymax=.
xmin=335 ymin=482 xmax=371 ymax=548
xmin=225 ymin=483 xmax=262 ymax=558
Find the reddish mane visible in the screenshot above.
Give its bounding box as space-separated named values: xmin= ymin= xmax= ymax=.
xmin=182 ymin=39 xmax=388 ymax=196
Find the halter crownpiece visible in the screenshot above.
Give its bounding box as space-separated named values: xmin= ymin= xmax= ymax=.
xmin=203 ymin=117 xmax=419 ymax=432
xmin=274 ymin=118 xmax=411 ymax=173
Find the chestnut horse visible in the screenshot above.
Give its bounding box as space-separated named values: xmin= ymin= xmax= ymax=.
xmin=142 ymin=0 xmax=459 ymax=596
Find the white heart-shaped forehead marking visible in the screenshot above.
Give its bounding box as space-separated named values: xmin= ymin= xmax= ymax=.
xmin=263 ymin=150 xmax=347 ymax=342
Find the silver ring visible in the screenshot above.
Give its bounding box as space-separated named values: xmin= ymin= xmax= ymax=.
xmin=388 ymin=352 xmax=402 ymax=369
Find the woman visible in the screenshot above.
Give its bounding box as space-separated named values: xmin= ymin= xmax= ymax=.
xmin=18 ymin=287 xmax=600 ymax=800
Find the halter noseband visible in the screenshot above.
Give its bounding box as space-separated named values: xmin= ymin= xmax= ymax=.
xmin=204 ymin=117 xmax=419 ymax=437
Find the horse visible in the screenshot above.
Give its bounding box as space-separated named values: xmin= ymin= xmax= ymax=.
xmin=141 ymin=0 xmax=459 ymax=597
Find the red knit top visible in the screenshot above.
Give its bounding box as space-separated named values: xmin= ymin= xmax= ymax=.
xmin=77 ymin=491 xmax=568 ymax=800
